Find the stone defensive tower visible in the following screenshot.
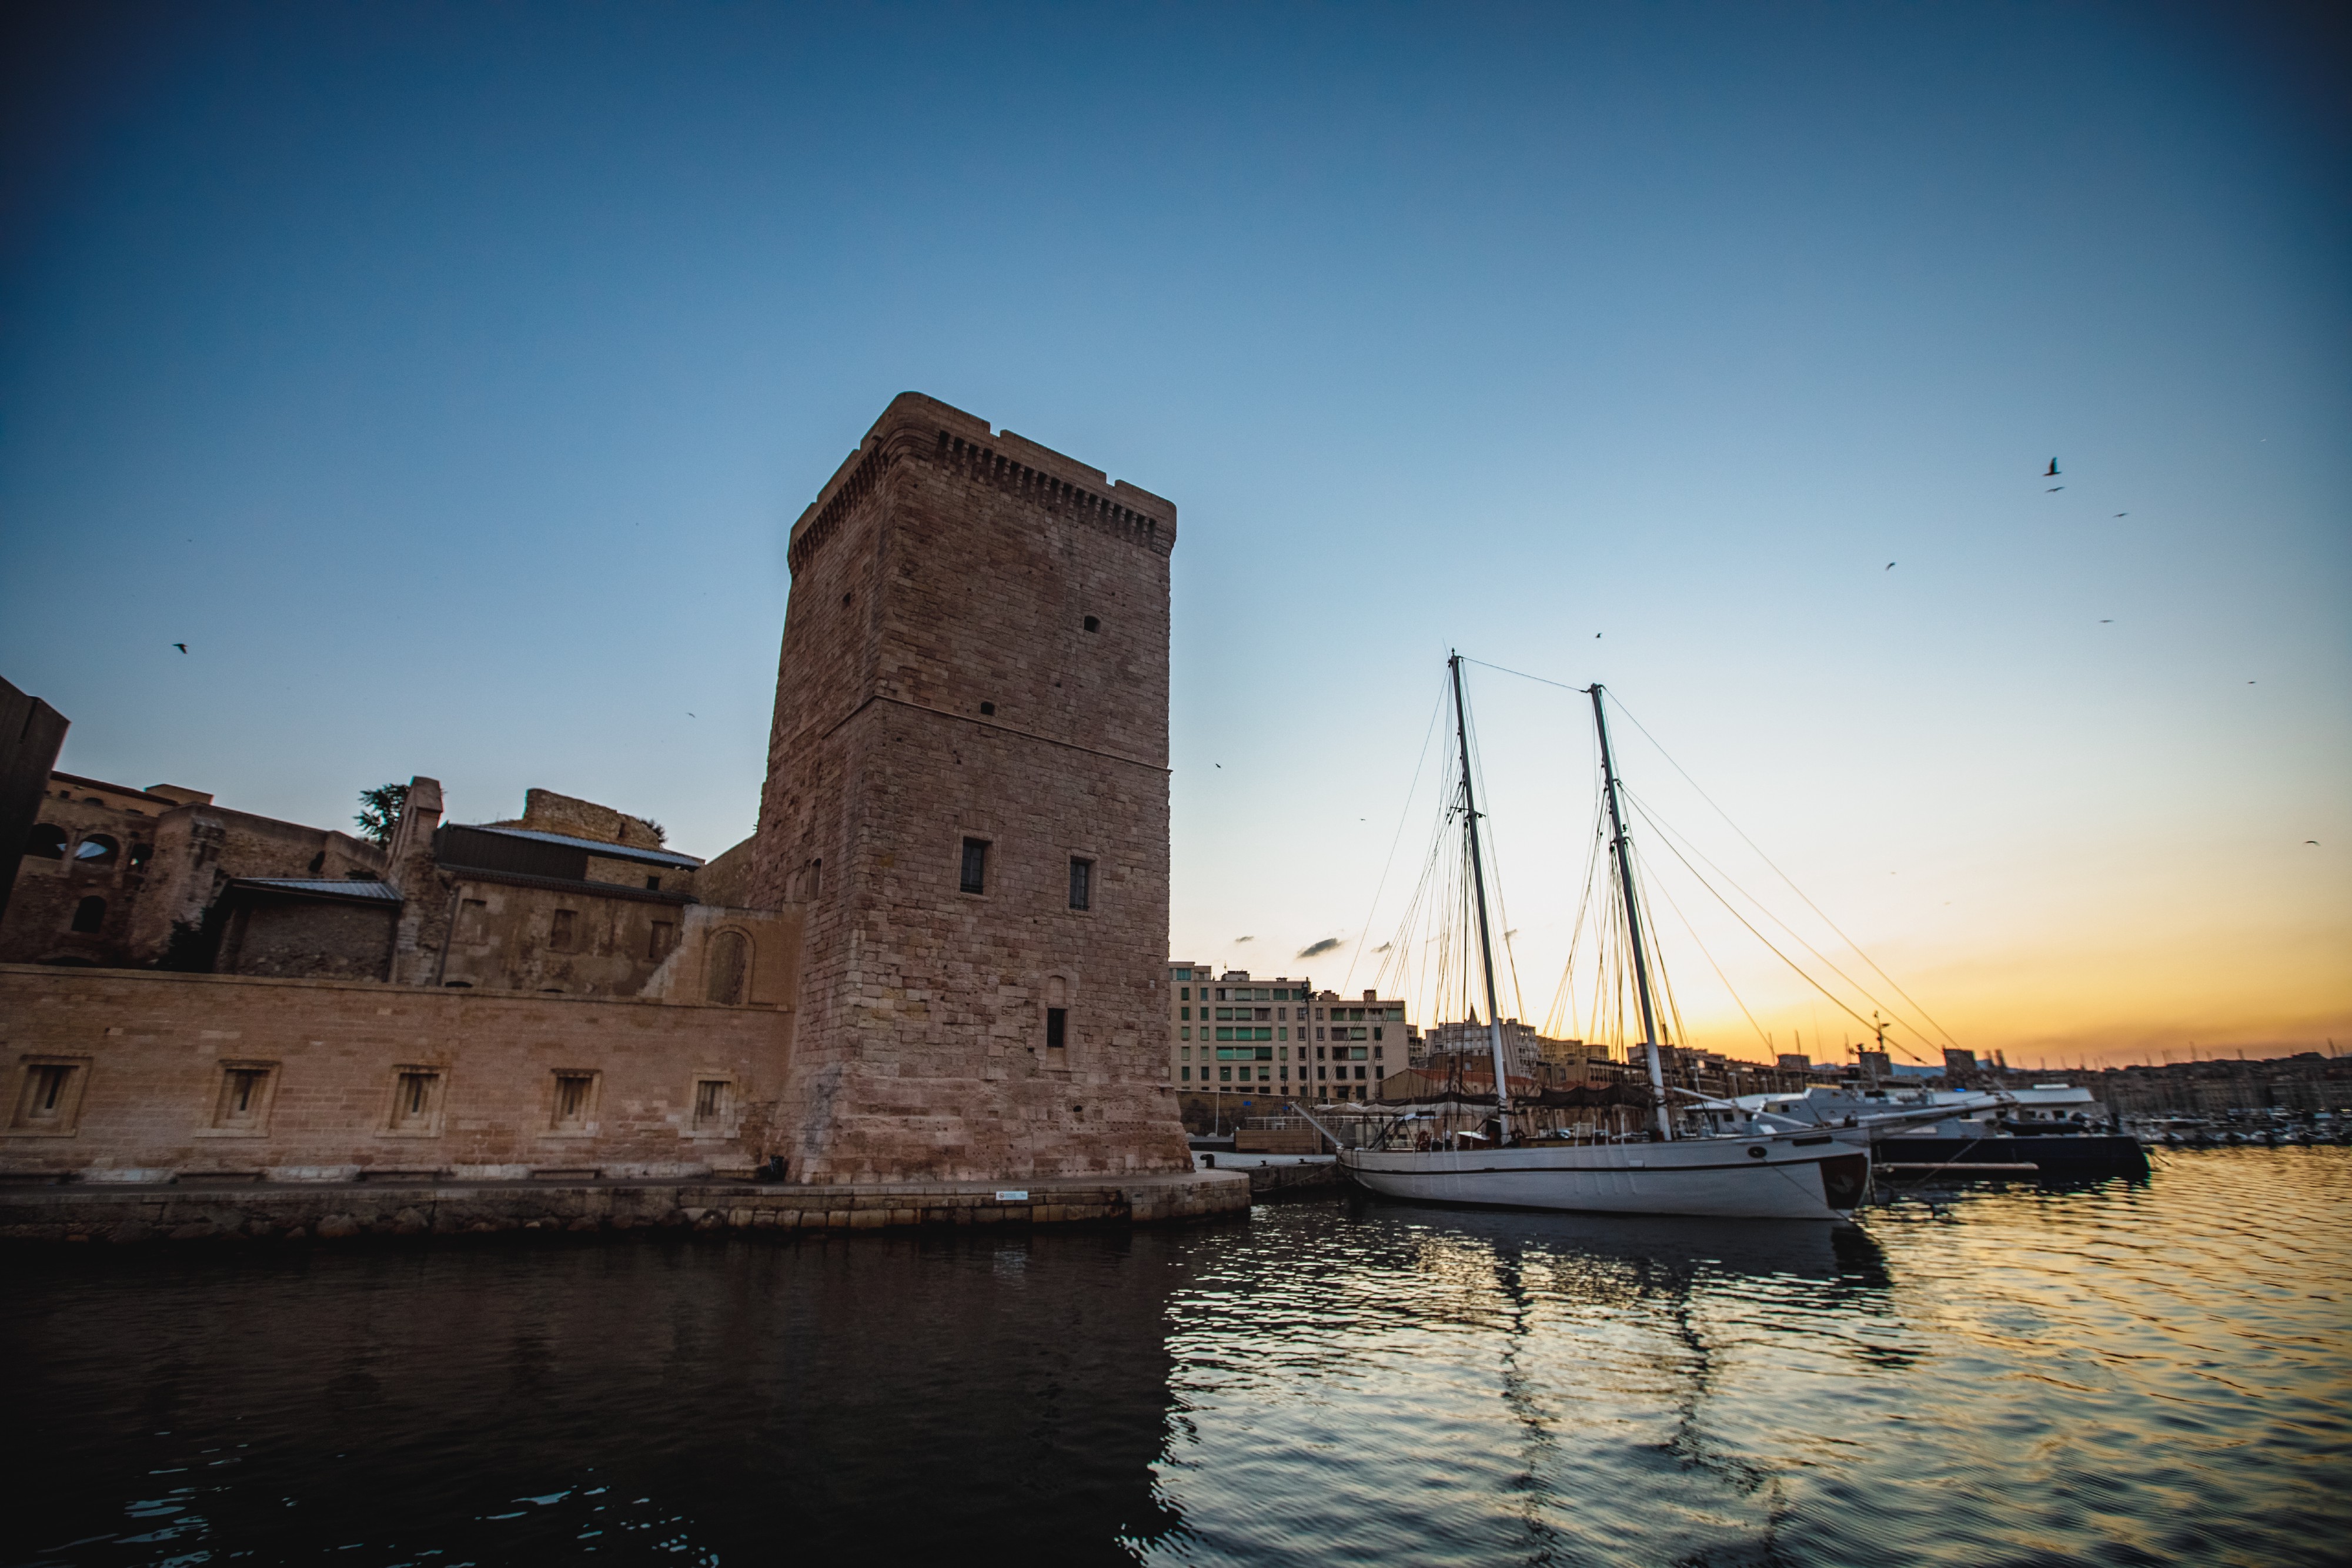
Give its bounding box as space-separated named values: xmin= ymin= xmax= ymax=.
xmin=752 ymin=393 xmax=1191 ymax=1183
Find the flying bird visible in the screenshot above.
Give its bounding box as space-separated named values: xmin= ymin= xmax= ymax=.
xmin=2114 ymin=512 xmax=2128 ymax=517
xmin=2044 ymin=458 xmax=2060 ymax=477
xmin=2100 ymin=619 xmax=2112 ymax=624
xmin=172 ymin=643 xmax=187 ymax=654
xmin=2309 ymin=840 xmax=2321 ymax=845
xmin=1885 ymin=561 xmax=1896 ymax=571
xmin=1214 ymin=763 xmax=1222 ymax=769
xmin=2046 ymin=486 xmax=2064 ymax=492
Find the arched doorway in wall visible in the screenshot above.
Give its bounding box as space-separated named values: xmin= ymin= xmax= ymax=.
xmin=705 ymin=929 xmax=750 ymax=1005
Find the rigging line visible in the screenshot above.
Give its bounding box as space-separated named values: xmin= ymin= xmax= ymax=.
xmin=1458 ymin=667 xmax=1528 ymax=1026
xmin=1459 ymin=656 xmax=1589 ymax=694
xmin=1644 ymin=865 xmax=1774 ymax=1051
xmin=1631 ymin=850 xmax=1686 ymax=1049
xmin=1631 ymin=808 xmax=1930 ymax=1062
xmin=1375 ymin=810 xmax=1451 ymax=1014
xmin=1544 ymin=805 xmax=1608 ymax=1039
xmin=1343 ymin=671 xmax=1450 ymax=995
xmin=1600 ymin=690 xmax=1965 ymax=1051
xmin=1623 ymin=790 xmax=1940 ymax=1061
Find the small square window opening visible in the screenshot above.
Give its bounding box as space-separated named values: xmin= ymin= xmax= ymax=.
xmin=552 ymin=1071 xmax=596 ymax=1131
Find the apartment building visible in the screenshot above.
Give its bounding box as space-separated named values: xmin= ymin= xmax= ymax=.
xmin=1308 ymin=988 xmax=1414 ymax=1101
xmin=1167 ymin=964 xmax=1312 ymax=1092
xmin=1164 ymin=965 xmax=1418 ymax=1104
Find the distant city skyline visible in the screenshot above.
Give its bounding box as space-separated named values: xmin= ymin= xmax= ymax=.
xmin=2 ymin=4 xmax=2343 ymax=1065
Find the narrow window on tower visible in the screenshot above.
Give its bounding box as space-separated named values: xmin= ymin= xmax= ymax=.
xmin=1047 ymin=1008 xmax=1068 ymax=1051
xmin=960 ymin=837 xmax=988 ymax=894
xmin=1068 ymin=857 xmax=1093 ymax=910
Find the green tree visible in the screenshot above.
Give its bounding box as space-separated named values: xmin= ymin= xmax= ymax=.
xmin=355 ymin=782 xmax=409 ymax=845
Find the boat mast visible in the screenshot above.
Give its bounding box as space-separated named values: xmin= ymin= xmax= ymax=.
xmin=1589 ymin=684 xmax=1673 ymax=1141
xmin=1448 ymin=653 xmax=1515 ymax=1145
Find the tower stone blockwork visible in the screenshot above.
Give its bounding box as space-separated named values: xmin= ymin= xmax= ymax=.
xmin=753 ymin=394 xmax=1192 ymax=1183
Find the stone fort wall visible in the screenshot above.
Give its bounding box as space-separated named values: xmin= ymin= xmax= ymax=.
xmin=752 ymin=393 xmax=1192 ymax=1182
xmin=0 ymin=965 xmax=791 ymax=1179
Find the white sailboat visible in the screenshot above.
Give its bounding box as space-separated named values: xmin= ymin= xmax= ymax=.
xmin=1327 ymin=656 xmax=1873 ymax=1221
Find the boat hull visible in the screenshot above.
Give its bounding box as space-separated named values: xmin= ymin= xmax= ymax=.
xmin=1341 ymin=1138 xmax=1869 ymax=1220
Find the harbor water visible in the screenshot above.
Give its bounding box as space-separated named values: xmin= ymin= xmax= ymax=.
xmin=4 ymin=1148 xmax=2347 ymax=1566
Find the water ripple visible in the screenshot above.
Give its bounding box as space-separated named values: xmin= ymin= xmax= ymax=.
xmin=1 ymin=1149 xmax=2344 ymax=1566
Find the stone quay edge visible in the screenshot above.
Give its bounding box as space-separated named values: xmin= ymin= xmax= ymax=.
xmin=0 ymin=1167 xmax=1251 ymax=1244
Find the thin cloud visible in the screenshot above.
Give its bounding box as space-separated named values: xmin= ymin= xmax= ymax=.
xmin=1298 ymin=937 xmax=1344 ymax=959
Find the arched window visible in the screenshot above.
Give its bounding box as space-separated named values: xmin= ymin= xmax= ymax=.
xmin=24 ymin=824 xmax=66 ymax=860
xmin=74 ymin=834 xmax=121 ymax=866
xmin=705 ymin=930 xmax=749 ymax=1005
xmin=70 ymin=896 xmax=106 ymax=933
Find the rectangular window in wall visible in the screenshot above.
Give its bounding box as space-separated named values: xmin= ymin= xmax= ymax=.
xmin=1372 ymin=1026 xmax=1384 ymax=1041
xmin=1046 ymin=1007 xmax=1068 ymax=1051
xmin=1215 ymin=1027 xmax=1233 ymax=1041
xmin=549 ymin=908 xmax=577 ymax=952
xmin=1180 ymin=1027 xmax=1191 ymax=1041
xmin=552 ymin=1071 xmax=597 ymax=1131
xmin=1068 ymin=857 xmax=1093 ymax=910
xmin=1181 ymin=1066 xmax=1191 ymax=1081
xmin=960 ymin=837 xmax=988 ymax=894
xmin=10 ymin=1059 xmax=88 ymax=1132
xmin=212 ymin=1062 xmax=276 ymax=1132
xmin=692 ymin=1078 xmax=729 ymax=1132
xmin=389 ymin=1069 xmax=442 ymax=1134
xmin=1220 ymin=1066 xmax=1232 ymax=1082
xmin=1254 ymin=1028 xmax=1272 ymax=1042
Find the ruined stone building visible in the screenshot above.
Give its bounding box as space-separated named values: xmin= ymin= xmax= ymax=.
xmin=2 ymin=392 xmax=1192 ymax=1190
xmin=0 ymin=771 xmax=386 ymax=970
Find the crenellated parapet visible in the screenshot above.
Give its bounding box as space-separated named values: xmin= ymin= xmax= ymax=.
xmin=786 ymin=392 xmax=1175 ymax=576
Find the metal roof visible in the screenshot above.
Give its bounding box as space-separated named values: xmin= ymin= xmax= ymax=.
xmin=232 ymin=878 xmax=403 ymax=902
xmin=450 ymin=823 xmax=703 ymax=870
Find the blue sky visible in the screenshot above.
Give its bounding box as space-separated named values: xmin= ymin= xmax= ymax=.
xmin=3 ymin=3 xmax=2344 ymax=1062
